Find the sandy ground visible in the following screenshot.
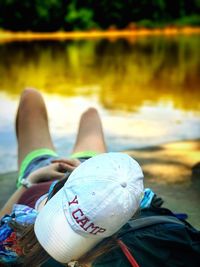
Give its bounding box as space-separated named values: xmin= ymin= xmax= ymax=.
xmin=0 ymin=139 xmax=199 ymax=228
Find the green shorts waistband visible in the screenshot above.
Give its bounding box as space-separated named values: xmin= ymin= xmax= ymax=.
xmin=69 ymin=151 xmax=98 ymax=159
xmin=17 ymin=148 xmax=58 ymax=188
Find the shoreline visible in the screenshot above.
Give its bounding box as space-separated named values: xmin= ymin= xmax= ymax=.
xmin=0 ymin=27 xmax=200 ymax=42
xmin=0 ymin=138 xmax=199 ymax=177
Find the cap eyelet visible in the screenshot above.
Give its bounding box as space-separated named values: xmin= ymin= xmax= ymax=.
xmin=120 ymin=182 xmax=127 ymax=188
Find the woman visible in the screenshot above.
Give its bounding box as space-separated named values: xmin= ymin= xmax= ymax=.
xmin=1 ymin=89 xmax=200 ymax=267
xmin=0 ymin=88 xmax=144 ymax=266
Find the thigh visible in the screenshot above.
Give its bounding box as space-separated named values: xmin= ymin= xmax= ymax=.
xmin=72 ymin=108 xmax=107 ymax=154
xmin=16 ymin=89 xmax=56 ymax=168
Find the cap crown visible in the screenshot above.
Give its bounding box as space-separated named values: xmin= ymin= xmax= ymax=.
xmin=63 ymin=153 xmax=144 ymax=238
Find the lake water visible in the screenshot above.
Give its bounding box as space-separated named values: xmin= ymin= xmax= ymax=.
xmin=0 ymin=35 xmax=200 ymax=174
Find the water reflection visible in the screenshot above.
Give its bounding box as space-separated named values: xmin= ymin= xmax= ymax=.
xmin=0 ymin=36 xmax=199 ymax=112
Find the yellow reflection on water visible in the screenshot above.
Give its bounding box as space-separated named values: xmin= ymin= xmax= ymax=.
xmin=0 ymin=36 xmax=199 ymax=114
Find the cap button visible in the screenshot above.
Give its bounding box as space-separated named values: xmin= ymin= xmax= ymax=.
xmin=120 ymin=182 xmax=127 ymax=188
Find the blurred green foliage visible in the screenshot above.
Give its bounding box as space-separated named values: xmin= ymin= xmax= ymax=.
xmin=0 ymin=0 xmax=199 ymax=31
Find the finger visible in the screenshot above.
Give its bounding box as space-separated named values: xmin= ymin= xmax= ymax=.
xmin=52 ymin=158 xmax=80 ymax=167
xmin=53 ymin=171 xmax=67 ymax=179
xmin=52 ymin=159 xmax=74 ymax=165
xmin=58 ymin=163 xmax=76 ymax=172
xmin=54 ymin=170 xmax=74 ymax=180
xmin=51 ymin=162 xmax=70 ymax=171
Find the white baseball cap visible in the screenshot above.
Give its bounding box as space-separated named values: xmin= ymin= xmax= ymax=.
xmin=34 ymin=152 xmax=144 ymax=263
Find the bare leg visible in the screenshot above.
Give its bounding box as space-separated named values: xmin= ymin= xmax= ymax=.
xmin=72 ymin=108 xmax=107 ymax=154
xmin=16 ymin=88 xmax=56 ymax=169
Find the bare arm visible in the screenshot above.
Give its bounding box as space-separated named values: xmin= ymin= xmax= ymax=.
xmin=0 ymin=160 xmax=80 ymax=218
xmin=0 ymin=186 xmax=27 ymax=218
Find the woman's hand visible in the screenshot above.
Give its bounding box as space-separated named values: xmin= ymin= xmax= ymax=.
xmin=51 ymin=158 xmax=81 ymax=169
xmin=27 ymin=162 xmax=75 ymax=184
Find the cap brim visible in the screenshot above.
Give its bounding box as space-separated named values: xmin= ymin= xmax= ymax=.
xmin=34 ymin=189 xmax=102 ymax=263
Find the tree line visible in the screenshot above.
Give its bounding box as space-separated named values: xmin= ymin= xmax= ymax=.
xmin=0 ymin=0 xmax=199 ymax=31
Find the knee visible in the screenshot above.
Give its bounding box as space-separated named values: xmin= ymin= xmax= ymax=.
xmin=80 ymin=107 xmax=99 ymax=121
xmin=20 ymin=88 xmax=44 ymax=105
xmin=82 ymin=107 xmax=98 ymax=118
xmin=18 ymin=88 xmax=45 ymax=115
xmin=20 ymin=88 xmax=41 ymax=101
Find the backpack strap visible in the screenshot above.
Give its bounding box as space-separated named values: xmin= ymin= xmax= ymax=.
xmin=119 ymin=215 xmax=184 ymax=236
xmin=117 ymin=240 xmax=140 ymax=267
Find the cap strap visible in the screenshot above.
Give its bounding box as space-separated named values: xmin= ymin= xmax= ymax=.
xmin=117 ymin=239 xmax=140 ymax=267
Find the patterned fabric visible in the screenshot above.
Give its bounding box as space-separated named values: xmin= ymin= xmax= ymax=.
xmin=0 ymin=189 xmax=154 ymax=264
xmin=140 ymin=188 xmax=155 ymax=209
xmin=0 ymin=204 xmax=38 ymax=264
